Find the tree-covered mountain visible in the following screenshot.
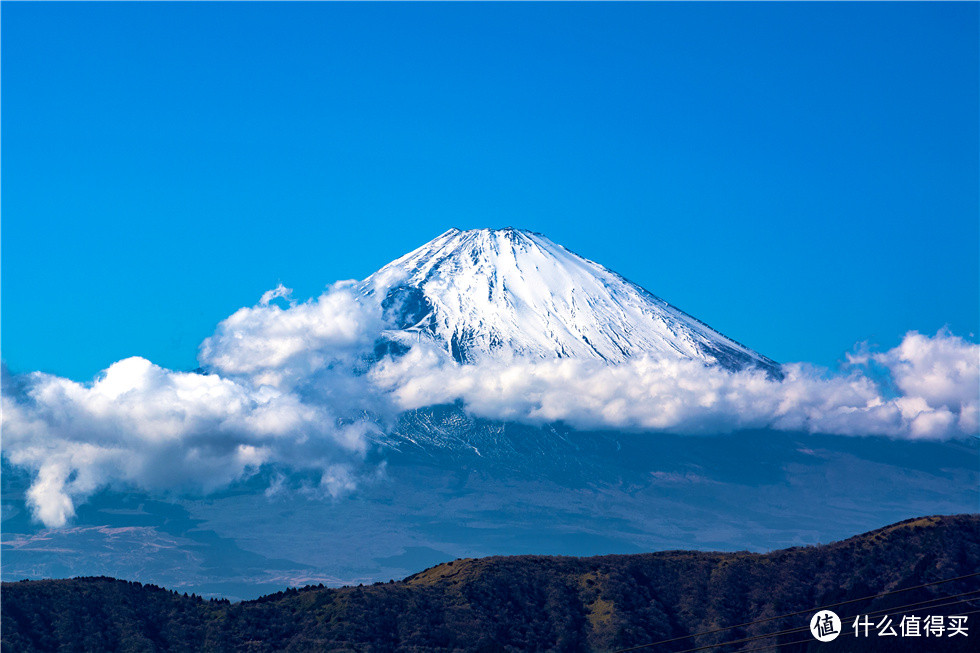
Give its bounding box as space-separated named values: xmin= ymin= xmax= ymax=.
xmin=3 ymin=514 xmax=978 ymax=652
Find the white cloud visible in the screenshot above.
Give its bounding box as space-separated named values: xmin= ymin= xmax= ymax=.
xmin=368 ymin=334 xmax=977 ymax=439
xmin=2 ymin=277 xmax=977 ymax=529
xmin=258 ymin=283 xmax=295 ymax=307
xmin=198 ymin=281 xmax=381 ymax=390
xmin=2 ymin=355 xmax=376 ymax=528
xmin=874 ymin=328 xmax=979 ymax=412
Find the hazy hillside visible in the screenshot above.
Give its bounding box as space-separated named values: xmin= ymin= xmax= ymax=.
xmin=3 ymin=514 xmax=978 ymax=652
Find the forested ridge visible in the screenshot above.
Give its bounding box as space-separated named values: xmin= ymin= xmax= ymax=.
xmin=3 ymin=514 xmax=978 ymax=652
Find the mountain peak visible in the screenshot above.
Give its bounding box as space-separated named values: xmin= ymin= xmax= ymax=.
xmin=363 ymin=228 xmax=780 ymax=376
xmin=428 ymin=227 xmax=544 ymax=248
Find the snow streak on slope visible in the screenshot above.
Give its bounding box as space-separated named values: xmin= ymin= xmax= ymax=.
xmin=363 ymin=228 xmax=781 ymax=376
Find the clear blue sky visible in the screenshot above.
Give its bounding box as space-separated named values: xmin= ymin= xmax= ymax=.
xmin=3 ymin=2 xmax=977 ymax=380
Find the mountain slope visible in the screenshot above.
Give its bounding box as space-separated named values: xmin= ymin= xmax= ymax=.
xmin=363 ymin=228 xmax=781 ymax=376
xmin=4 ymin=515 xmax=977 ymax=652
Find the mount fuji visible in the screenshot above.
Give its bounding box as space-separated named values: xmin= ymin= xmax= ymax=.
xmin=2 ymin=228 xmax=977 ymax=601
xmin=362 ymin=227 xmax=781 ymax=377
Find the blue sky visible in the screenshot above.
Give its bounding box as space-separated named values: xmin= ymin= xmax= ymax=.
xmin=3 ymin=2 xmax=977 ymax=380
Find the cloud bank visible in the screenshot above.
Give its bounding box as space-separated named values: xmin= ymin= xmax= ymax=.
xmin=369 ymin=333 xmax=978 ymax=438
xmin=2 ymin=356 xmax=374 ymax=528
xmin=3 ymin=283 xmax=977 ymax=527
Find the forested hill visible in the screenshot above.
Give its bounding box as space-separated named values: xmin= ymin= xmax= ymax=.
xmin=3 ymin=514 xmax=978 ymax=652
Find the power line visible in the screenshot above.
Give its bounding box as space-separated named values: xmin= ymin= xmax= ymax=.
xmin=737 ymin=607 xmax=980 ymax=653
xmin=662 ymin=593 xmax=980 ymax=653
xmin=612 ymin=571 xmax=980 ymax=652
xmin=667 ymin=593 xmax=980 ymax=653
xmin=658 ymin=595 xmax=980 ymax=653
xmin=843 ymin=588 xmax=980 ymax=622
xmin=614 ymin=571 xmax=980 ymax=652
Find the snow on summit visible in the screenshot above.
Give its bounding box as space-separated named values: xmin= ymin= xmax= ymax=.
xmin=363 ymin=228 xmax=781 ymax=376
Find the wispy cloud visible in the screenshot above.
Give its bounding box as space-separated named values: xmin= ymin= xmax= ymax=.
xmin=3 ymin=284 xmax=977 ymax=528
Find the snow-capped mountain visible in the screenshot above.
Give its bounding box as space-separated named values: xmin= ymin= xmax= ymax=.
xmin=363 ymin=227 xmax=781 ymax=376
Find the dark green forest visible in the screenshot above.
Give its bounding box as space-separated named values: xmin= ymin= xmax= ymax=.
xmin=3 ymin=514 xmax=978 ymax=652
